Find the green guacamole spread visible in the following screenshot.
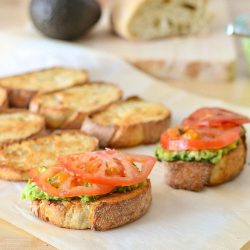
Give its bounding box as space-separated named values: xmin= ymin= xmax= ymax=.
xmin=155 ymin=140 xmax=240 ymax=164
xmin=21 ymin=181 xmax=146 ymax=204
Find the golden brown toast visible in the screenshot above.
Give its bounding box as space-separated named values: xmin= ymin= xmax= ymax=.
xmin=31 ymin=180 xmax=151 ymax=231
xmin=0 ymin=67 xmax=88 ymax=108
xmin=0 ymin=109 xmax=45 ymax=147
xmin=0 ymin=130 xmax=98 ymax=181
xmin=81 ymin=97 xmax=171 ymax=147
xmin=30 ymin=82 xmax=122 ymax=129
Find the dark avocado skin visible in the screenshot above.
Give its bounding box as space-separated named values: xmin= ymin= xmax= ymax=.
xmin=30 ymin=0 xmax=101 ymax=40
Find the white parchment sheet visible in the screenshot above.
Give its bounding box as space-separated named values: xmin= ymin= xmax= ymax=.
xmin=0 ymin=33 xmax=250 ymax=250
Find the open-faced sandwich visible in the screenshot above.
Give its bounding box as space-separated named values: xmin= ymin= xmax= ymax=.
xmin=22 ymin=149 xmax=156 ymax=230
xmin=155 ymin=107 xmax=250 ymax=191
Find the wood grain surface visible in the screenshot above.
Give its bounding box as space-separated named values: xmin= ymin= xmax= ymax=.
xmin=0 ymin=0 xmax=250 ymax=250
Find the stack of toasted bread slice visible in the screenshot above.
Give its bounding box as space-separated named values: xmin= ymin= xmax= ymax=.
xmin=30 ymin=82 xmax=123 ymax=129
xmin=0 ymin=131 xmax=98 ymax=181
xmin=0 ymin=67 xmax=88 ymax=108
xmin=82 ymin=97 xmax=171 ymax=147
xmin=0 ymin=109 xmax=45 ymax=147
xmin=0 ymin=88 xmax=8 ymax=108
xmin=0 ymin=66 xmax=171 ymax=184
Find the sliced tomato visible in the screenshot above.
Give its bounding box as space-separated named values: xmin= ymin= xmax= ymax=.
xmin=183 ymin=107 xmax=250 ymax=128
xmin=160 ymin=126 xmax=242 ymax=151
xmin=29 ymin=167 xmax=114 ymax=197
xmin=59 ymin=149 xmax=156 ymax=186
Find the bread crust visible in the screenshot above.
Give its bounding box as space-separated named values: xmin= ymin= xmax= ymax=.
xmin=6 ymin=88 xmax=37 ymax=109
xmin=164 ymin=139 xmax=247 ymax=191
xmin=0 ymin=109 xmax=45 ymax=148
xmin=31 ymin=180 xmax=152 ymax=230
xmin=0 ymin=67 xmax=88 ymax=108
xmin=0 ymin=88 xmax=8 ymax=108
xmin=30 ymin=82 xmax=123 ymax=129
xmin=0 ymin=130 xmax=99 ymax=181
xmin=81 ymin=97 xmax=171 ymax=148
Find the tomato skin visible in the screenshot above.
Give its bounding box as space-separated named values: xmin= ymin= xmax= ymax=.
xmin=59 ymin=149 xmax=156 ymax=186
xmin=183 ymin=107 xmax=250 ymax=128
xmin=30 ymin=167 xmax=115 ymax=197
xmin=160 ymin=126 xmax=242 ymax=151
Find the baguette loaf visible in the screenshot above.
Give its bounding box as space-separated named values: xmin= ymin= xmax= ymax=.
xmin=0 ymin=67 xmax=88 ymax=108
xmin=30 ymin=82 xmax=122 ymax=129
xmin=31 ymin=180 xmax=151 ymax=230
xmin=164 ymin=138 xmax=246 ymax=192
xmin=0 ymin=131 xmax=98 ymax=181
xmin=81 ymin=97 xmax=171 ymax=147
xmin=111 ymin=0 xmax=211 ymax=40
xmin=0 ymin=87 xmax=8 ymax=108
xmin=0 ymin=109 xmax=45 ymax=147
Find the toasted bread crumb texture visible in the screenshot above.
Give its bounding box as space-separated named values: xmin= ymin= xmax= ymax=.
xmin=92 ymin=99 xmax=170 ymax=126
xmin=0 ymin=131 xmax=98 ymax=172
xmin=0 ymin=112 xmax=44 ymax=143
xmin=0 ymin=67 xmax=88 ymax=91
xmin=36 ymin=83 xmax=122 ymax=112
xmin=31 ymin=180 xmax=151 ymax=230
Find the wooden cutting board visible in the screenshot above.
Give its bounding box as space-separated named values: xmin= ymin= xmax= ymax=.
xmin=82 ymin=0 xmax=236 ymax=82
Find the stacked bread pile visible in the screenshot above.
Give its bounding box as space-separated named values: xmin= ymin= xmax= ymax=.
xmin=0 ymin=67 xmax=171 ymax=181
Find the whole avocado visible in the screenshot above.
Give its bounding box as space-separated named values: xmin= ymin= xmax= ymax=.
xmin=30 ymin=0 xmax=101 ymax=40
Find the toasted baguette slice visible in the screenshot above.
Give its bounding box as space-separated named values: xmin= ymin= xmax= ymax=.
xmin=0 ymin=87 xmax=8 ymax=108
xmin=0 ymin=67 xmax=88 ymax=108
xmin=81 ymin=97 xmax=171 ymax=148
xmin=164 ymin=138 xmax=247 ymax=192
xmin=0 ymin=109 xmax=45 ymax=147
xmin=0 ymin=131 xmax=98 ymax=181
xmin=31 ymin=179 xmax=151 ymax=231
xmin=111 ymin=0 xmax=211 ymax=40
xmin=30 ymin=82 xmax=122 ymax=129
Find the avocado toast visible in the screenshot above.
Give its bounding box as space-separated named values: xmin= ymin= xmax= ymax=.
xmin=22 ymin=149 xmax=156 ymax=230
xmin=156 ymin=107 xmax=249 ymax=191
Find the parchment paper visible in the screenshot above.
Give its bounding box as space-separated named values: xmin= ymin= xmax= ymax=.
xmin=0 ymin=33 xmax=250 ymax=250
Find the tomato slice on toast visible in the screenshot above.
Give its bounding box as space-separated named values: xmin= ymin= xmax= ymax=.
xmin=30 ymin=167 xmax=114 ymax=197
xmin=160 ymin=126 xmax=242 ymax=151
xmin=183 ymin=107 xmax=250 ymax=128
xmin=59 ymin=149 xmax=156 ymax=186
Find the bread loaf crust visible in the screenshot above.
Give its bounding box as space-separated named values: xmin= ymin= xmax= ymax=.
xmin=111 ymin=0 xmax=211 ymax=40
